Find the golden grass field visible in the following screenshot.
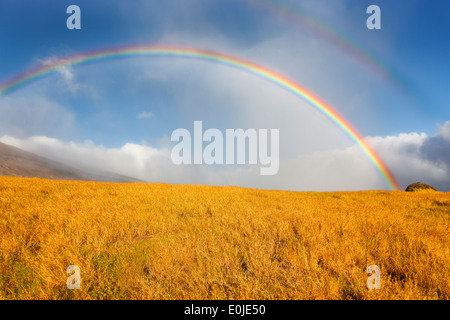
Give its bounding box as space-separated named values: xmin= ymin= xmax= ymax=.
xmin=0 ymin=176 xmax=448 ymax=300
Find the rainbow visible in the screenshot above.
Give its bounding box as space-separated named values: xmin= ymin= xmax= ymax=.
xmin=0 ymin=45 xmax=401 ymax=190
xmin=248 ymin=0 xmax=415 ymax=99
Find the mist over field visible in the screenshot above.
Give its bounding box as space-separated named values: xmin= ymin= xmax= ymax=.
xmin=2 ymin=122 xmax=450 ymax=191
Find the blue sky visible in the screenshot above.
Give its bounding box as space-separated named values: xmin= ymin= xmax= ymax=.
xmin=0 ymin=0 xmax=449 ymax=190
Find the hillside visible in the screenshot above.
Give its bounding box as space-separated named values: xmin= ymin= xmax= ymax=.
xmin=0 ymin=176 xmax=448 ymax=300
xmin=0 ymin=141 xmax=141 ymax=183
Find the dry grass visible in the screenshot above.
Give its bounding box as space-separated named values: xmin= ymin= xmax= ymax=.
xmin=0 ymin=176 xmax=448 ymax=300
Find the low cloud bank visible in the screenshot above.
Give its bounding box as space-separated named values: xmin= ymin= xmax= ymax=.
xmin=1 ymin=121 xmax=449 ymax=191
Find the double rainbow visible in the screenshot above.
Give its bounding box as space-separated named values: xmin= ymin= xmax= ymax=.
xmin=0 ymin=45 xmax=400 ymax=190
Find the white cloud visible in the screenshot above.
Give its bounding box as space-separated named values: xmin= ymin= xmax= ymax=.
xmin=366 ymin=127 xmax=450 ymax=191
xmin=137 ymin=111 xmax=153 ymax=120
xmin=39 ymin=57 xmax=79 ymax=94
xmin=1 ymin=122 xmax=449 ymax=191
xmin=37 ymin=56 xmax=96 ymax=97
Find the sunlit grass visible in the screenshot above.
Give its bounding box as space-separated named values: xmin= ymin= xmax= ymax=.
xmin=0 ymin=176 xmax=448 ymax=300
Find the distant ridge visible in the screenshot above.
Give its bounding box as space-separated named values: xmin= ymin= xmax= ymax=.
xmin=0 ymin=141 xmax=142 ymax=183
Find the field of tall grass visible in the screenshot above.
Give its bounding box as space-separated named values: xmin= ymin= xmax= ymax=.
xmin=0 ymin=176 xmax=448 ymax=300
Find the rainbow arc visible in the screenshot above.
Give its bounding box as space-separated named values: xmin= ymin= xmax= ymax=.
xmin=0 ymin=45 xmax=401 ymax=190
